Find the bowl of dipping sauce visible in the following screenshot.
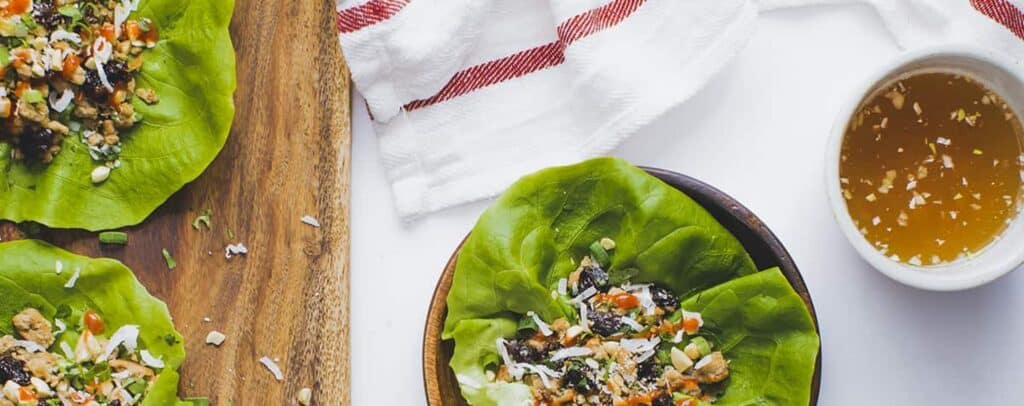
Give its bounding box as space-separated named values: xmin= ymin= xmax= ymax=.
xmin=827 ymin=46 xmax=1024 ymax=290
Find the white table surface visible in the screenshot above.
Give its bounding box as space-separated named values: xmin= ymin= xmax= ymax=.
xmin=350 ymin=4 xmax=1024 ymax=405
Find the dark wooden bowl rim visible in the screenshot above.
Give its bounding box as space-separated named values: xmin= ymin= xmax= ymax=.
xmin=423 ymin=167 xmax=822 ymax=405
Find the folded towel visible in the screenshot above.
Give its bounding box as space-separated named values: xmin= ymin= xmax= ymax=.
xmin=337 ymin=0 xmax=1024 ymax=219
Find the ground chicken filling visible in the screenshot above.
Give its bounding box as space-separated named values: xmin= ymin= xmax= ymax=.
xmin=0 ymin=307 xmax=163 ymax=405
xmin=0 ymin=0 xmax=159 ymax=182
xmin=494 ymin=238 xmax=731 ymax=406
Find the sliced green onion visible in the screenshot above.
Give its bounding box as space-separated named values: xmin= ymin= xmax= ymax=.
xmin=691 ymin=336 xmax=712 ymax=357
xmin=98 ymin=231 xmax=128 ymax=245
xmin=161 ymin=249 xmax=176 ymax=270
xmin=192 ymin=209 xmax=212 ymax=230
xmin=0 ymin=45 xmax=9 ymax=68
xmin=588 ymin=241 xmax=611 ymax=267
xmin=21 ymin=89 xmax=43 ymax=103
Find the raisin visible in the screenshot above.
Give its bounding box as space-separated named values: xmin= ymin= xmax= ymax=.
xmin=32 ymin=0 xmax=67 ymax=30
xmin=637 ymin=358 xmax=661 ymax=383
xmin=19 ymin=126 xmax=54 ymax=162
xmin=82 ymin=61 xmax=131 ymax=102
xmin=589 ymin=310 xmax=622 ymax=337
xmin=577 ymin=265 xmax=609 ymax=293
xmin=504 ymin=340 xmax=542 ymax=364
xmin=650 ymin=284 xmax=679 ymax=311
xmin=0 ymin=356 xmax=30 ymax=386
xmin=652 ymin=394 xmax=674 ymax=406
xmin=562 ymin=364 xmax=594 ymax=394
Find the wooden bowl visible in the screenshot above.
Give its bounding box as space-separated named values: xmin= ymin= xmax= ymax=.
xmin=423 ymin=167 xmax=822 ymax=405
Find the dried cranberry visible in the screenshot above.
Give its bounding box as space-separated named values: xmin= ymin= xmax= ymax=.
xmin=19 ymin=127 xmax=54 ymax=162
xmin=589 ymin=310 xmax=621 ymax=337
xmin=650 ymin=284 xmax=679 ymax=311
xmin=652 ymin=394 xmax=674 ymax=406
xmin=562 ymin=363 xmax=595 ymax=394
xmin=0 ymin=356 xmax=29 ymax=386
xmin=578 ymin=265 xmax=609 ymax=293
xmin=83 ymin=61 xmax=131 ymax=102
xmin=504 ymin=340 xmax=542 ymax=364
xmin=32 ymin=0 xmax=67 ymax=30
xmin=637 ymin=358 xmax=661 ymax=383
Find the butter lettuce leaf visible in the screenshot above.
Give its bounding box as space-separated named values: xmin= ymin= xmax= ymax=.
xmin=683 ymin=269 xmax=819 ymax=405
xmin=0 ymin=0 xmax=236 ymax=231
xmin=0 ymin=240 xmax=189 ymax=405
xmin=444 ymin=158 xmax=818 ymax=405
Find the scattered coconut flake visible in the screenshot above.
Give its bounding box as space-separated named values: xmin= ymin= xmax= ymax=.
xmin=620 ymin=316 xmax=643 ymax=331
xmin=496 ymin=339 xmax=523 ymax=379
xmin=672 ymin=330 xmax=684 ymax=344
xmin=14 ymin=340 xmax=45 ymax=353
xmin=113 ymin=5 xmax=129 ymax=38
xmin=101 ymin=325 xmax=140 ymax=360
xmin=526 ymin=311 xmax=553 ymax=336
xmin=49 ymin=89 xmax=74 ymax=112
xmin=620 ymin=337 xmax=660 ymax=353
xmin=225 ymin=243 xmax=248 ymax=259
xmin=569 ymin=287 xmax=597 ymax=304
xmin=55 ymin=261 xmax=63 ymax=275
xmin=140 ymin=350 xmax=165 ymax=369
xmin=578 ymin=302 xmax=589 ymax=331
xmin=906 ymin=180 xmax=917 ymax=191
xmin=942 ymin=155 xmax=954 ymax=169
xmin=871 ymin=216 xmax=881 ymax=226
xmin=635 ymin=349 xmax=656 ymax=364
xmin=259 ymin=356 xmax=284 ymax=381
xmin=53 ymin=319 xmax=66 ymax=335
xmin=206 ymin=331 xmax=227 ymax=346
xmin=556 ymin=278 xmax=567 ymax=296
xmin=111 ymin=370 xmax=131 ymax=380
xmin=300 ymin=215 xmax=321 ymax=228
xmin=59 ymin=342 xmax=74 ymax=359
xmin=549 ymin=347 xmax=592 ymax=362
xmin=936 ymin=137 xmax=951 ymax=146
xmin=518 ymin=363 xmax=560 ymax=388
xmin=49 ymin=29 xmax=81 ymax=44
xmin=64 ymin=268 xmax=81 ymax=288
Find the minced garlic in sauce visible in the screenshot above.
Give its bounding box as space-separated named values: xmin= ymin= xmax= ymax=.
xmin=840 ymin=72 xmax=1024 ymax=265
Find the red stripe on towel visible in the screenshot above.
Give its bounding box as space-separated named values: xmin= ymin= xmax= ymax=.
xmin=337 ymin=0 xmax=411 ymax=33
xmin=972 ymin=0 xmax=1024 ymax=40
xmin=404 ymin=0 xmax=647 ymax=111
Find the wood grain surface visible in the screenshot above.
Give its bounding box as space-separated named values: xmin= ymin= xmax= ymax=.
xmin=423 ymin=169 xmax=820 ymax=406
xmin=1 ymin=0 xmax=352 ymax=404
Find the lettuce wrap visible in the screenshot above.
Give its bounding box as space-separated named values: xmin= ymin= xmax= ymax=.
xmin=443 ymin=158 xmax=819 ymax=405
xmin=0 ymin=0 xmax=236 ymax=231
xmin=0 ymin=239 xmax=193 ymax=405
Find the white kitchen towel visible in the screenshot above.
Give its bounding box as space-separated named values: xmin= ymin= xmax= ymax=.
xmin=337 ymin=0 xmax=1024 ymax=219
xmin=338 ymin=0 xmax=758 ymax=219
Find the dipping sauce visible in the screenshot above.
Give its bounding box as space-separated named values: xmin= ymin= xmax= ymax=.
xmin=840 ymin=71 xmax=1024 ymax=265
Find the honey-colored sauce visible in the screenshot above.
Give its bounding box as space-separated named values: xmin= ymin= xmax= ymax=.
xmin=840 ymin=72 xmax=1024 ymax=265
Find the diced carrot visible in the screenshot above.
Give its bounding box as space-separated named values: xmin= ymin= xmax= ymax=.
xmin=17 ymin=387 xmax=35 ymax=402
xmin=100 ymin=23 xmax=116 ymax=42
xmin=4 ymin=0 xmax=30 ymax=15
xmin=84 ymin=310 xmax=105 ymax=335
xmin=62 ymin=54 xmax=81 ymax=79
xmin=13 ymin=81 xmax=29 ymax=98
xmin=125 ymin=20 xmax=142 ymax=41
xmin=682 ymin=317 xmax=700 ymax=333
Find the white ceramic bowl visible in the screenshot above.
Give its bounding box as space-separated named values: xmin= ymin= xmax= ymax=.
xmin=826 ymin=45 xmax=1024 ymax=291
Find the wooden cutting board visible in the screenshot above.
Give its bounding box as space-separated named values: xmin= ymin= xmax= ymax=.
xmin=1 ymin=0 xmax=352 ymax=404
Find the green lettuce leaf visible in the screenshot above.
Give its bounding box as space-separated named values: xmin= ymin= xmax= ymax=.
xmin=683 ymin=269 xmax=819 ymax=405
xmin=0 ymin=0 xmax=236 ymax=231
xmin=444 ymin=158 xmax=819 ymax=405
xmin=0 ymin=240 xmax=189 ymax=405
xmin=443 ymin=158 xmax=757 ymax=338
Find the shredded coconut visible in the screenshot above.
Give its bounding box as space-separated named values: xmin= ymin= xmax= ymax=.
xmin=259 ymin=356 xmax=284 ymax=381
xmin=569 ymin=286 xmax=597 ymax=304
xmin=300 ymin=215 xmax=321 ymax=228
xmin=620 ymin=316 xmax=643 ymax=331
xmin=101 ymin=325 xmax=140 ymax=360
xmin=14 ymin=340 xmax=45 ymax=353
xmin=49 ymin=88 xmax=74 ymax=112
xmin=549 ymin=347 xmax=592 ymax=362
xmin=64 ymin=268 xmax=81 ymax=288
xmin=225 ymin=243 xmax=248 ymax=259
xmin=140 ymin=350 xmax=165 ymax=368
xmin=526 ymin=311 xmax=552 ymax=336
